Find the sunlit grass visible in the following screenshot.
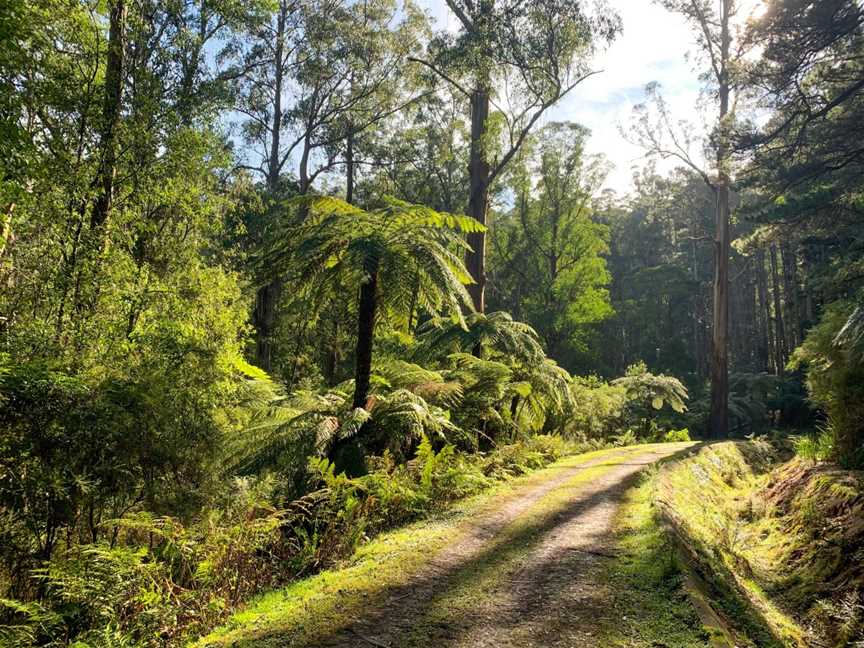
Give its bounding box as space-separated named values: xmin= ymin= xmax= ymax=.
xmin=600 ymin=467 xmax=712 ymax=648
xmin=654 ymin=442 xmax=807 ymax=647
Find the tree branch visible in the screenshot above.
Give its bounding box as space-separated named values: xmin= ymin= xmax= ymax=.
xmin=407 ymin=57 xmax=471 ymax=98
xmin=443 ymin=0 xmax=474 ymax=32
xmin=489 ymin=70 xmax=602 ymax=182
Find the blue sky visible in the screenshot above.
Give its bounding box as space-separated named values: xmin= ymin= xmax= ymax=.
xmin=418 ymin=0 xmax=707 ymax=194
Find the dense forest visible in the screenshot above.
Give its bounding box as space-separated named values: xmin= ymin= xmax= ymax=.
xmin=1 ymin=0 xmax=863 ymax=646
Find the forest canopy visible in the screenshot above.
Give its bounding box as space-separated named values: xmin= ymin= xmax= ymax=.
xmin=1 ymin=0 xmax=863 ymax=645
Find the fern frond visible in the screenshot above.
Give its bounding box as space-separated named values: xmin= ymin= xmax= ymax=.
xmin=416 ymin=311 xmax=545 ymax=364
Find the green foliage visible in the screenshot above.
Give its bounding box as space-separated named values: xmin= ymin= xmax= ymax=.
xmin=559 ymin=375 xmax=628 ymax=439
xmin=416 ymin=311 xmax=545 ymax=365
xmin=0 ymin=309 xmax=251 ymax=594
xmin=662 ymin=428 xmax=692 ymax=443
xmin=590 ymin=169 xmax=714 ymax=380
xmin=793 ymin=428 xmax=835 ymax=463
xmin=0 ymin=435 xmax=585 ymax=646
xmin=614 ymin=362 xmax=688 ymax=413
xmin=0 ymin=479 xmax=288 ymax=647
xmin=412 ymin=314 xmax=577 ymax=442
xmin=791 ymin=299 xmax=864 ymax=467
xmin=13 ymin=0 xmax=858 ymax=644
xmin=266 ymin=194 xmax=480 ymax=330
xmin=685 ymin=371 xmax=811 ymax=436
xmin=612 ymin=362 xmax=689 ymax=437
xmin=488 ymin=123 xmax=614 ymax=369
xmin=257 ymin=194 xmax=482 ymax=411
xmin=834 ymin=305 xmax=864 ymax=363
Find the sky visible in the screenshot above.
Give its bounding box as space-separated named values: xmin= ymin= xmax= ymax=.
xmin=417 ymin=0 xmax=710 ymax=194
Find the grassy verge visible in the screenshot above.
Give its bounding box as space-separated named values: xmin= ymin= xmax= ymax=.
xmin=600 ymin=463 xmax=715 ymax=648
xmin=196 ymin=444 xmax=661 ymax=647
xmin=740 ymin=453 xmax=864 ymax=645
xmin=647 ymin=440 xmax=864 ymax=647
xmin=653 ymin=441 xmax=795 ymax=647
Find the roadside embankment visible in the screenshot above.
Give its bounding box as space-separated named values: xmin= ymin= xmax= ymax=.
xmin=653 ymin=440 xmax=864 ymax=647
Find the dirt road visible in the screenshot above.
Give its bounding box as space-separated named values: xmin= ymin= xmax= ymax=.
xmin=200 ymin=443 xmax=699 ymax=647
xmin=306 ymin=443 xmax=693 ymax=647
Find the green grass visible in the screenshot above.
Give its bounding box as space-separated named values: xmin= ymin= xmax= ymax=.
xmin=196 ymin=444 xmax=661 ymax=647
xmin=653 ymin=441 xmax=803 ymax=647
xmin=599 ymin=466 xmax=714 ymax=648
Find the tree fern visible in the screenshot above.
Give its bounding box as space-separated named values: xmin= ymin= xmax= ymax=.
xmin=259 ymin=195 xmax=481 ymax=420
xmin=364 ymin=389 xmax=462 ymax=460
xmin=226 ymin=386 xmax=365 ymax=478
xmin=371 ymin=359 xmax=464 ymax=409
xmin=415 ymin=311 xmax=546 ymax=364
xmin=511 ymin=358 xmax=574 ymax=432
xmin=612 ymin=361 xmax=688 ymax=413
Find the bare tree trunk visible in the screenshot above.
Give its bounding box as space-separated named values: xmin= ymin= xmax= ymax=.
xmin=782 ymin=242 xmax=801 ymax=349
xmin=321 ymin=125 xmax=356 ymax=383
xmin=770 ymin=243 xmax=787 ymax=376
xmin=346 ymin=127 xmax=355 ymax=205
xmin=755 ymin=247 xmax=772 ymax=372
xmin=709 ymin=0 xmax=731 ymax=440
xmin=323 ymin=314 xmax=340 ymax=385
xmin=802 ymin=248 xmax=815 ymax=327
xmin=253 ymin=2 xmax=288 ymax=372
xmin=747 ymin=260 xmax=760 ymax=370
xmin=465 ymin=85 xmax=490 ymax=315
xmin=90 ymin=0 xmax=126 ymax=231
xmin=709 ymin=183 xmax=730 ymax=438
xmin=0 ymin=202 xmax=13 ymax=260
xmin=254 ymin=283 xmax=280 ymax=373
xmin=352 ymin=259 xmax=379 ymax=410
xmin=690 ymin=234 xmax=703 ymax=379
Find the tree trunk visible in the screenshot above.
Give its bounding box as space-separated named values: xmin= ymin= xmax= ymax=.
xmin=465 ymin=85 xmax=490 ymax=314
xmin=802 ymin=248 xmax=815 ymax=327
xmin=755 ymin=247 xmax=773 ymax=372
xmin=770 ymin=243 xmax=787 ymax=376
xmin=352 ymin=259 xmax=379 ymax=410
xmin=708 ymin=0 xmax=731 ymax=440
xmin=0 ymin=202 xmax=13 ymax=260
xmin=91 ymin=0 xmax=126 ymax=231
xmin=690 ymin=236 xmax=703 ymax=379
xmin=253 ymin=3 xmax=287 ymax=372
xmin=254 ymin=282 xmax=280 ymax=373
xmin=746 ymin=261 xmax=758 ymax=370
xmin=320 ymin=126 xmax=356 ymax=383
xmin=782 ymin=242 xmax=801 ymax=349
xmin=346 ymin=127 xmax=355 ymax=205
xmin=322 ymin=304 xmax=340 ymax=385
xmin=709 ymin=183 xmax=730 ymax=438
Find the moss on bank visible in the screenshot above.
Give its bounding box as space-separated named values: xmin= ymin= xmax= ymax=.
xmin=653 ymin=440 xmax=864 ymax=647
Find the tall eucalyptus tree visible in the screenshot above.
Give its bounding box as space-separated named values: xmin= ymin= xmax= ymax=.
xmin=233 ymin=0 xmax=426 ymax=371
xmin=633 ymin=0 xmax=757 ymax=438
xmin=410 ymin=0 xmax=620 ymax=312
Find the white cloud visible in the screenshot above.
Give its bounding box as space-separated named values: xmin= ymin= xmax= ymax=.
xmin=539 ymin=0 xmax=710 ymax=194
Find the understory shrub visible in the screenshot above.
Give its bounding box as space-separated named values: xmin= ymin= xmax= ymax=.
xmin=660 ymin=428 xmax=691 ymax=443
xmin=559 ymin=364 xmax=689 ymax=441
xmin=0 ymin=435 xmax=587 ymax=647
xmin=791 ymin=299 xmax=864 ymax=467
